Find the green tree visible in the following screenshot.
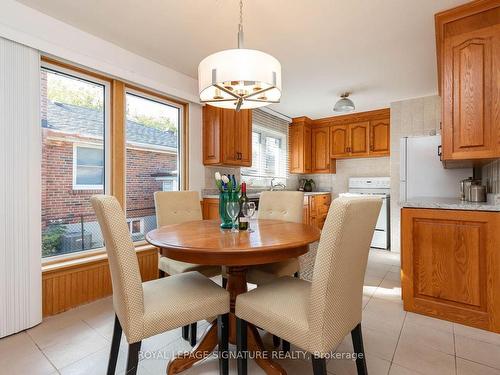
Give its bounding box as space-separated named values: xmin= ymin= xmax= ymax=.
xmin=126 ymin=111 xmax=177 ymax=133
xmin=47 ymin=75 xmax=103 ymax=110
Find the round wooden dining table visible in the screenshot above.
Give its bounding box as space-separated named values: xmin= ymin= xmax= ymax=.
xmin=146 ymin=219 xmax=321 ymax=375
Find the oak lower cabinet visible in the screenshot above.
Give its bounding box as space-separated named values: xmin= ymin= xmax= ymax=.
xmin=401 ymin=208 xmax=500 ymax=333
xmin=202 ymin=105 xmax=252 ymax=167
xmin=436 ymin=1 xmax=500 ymax=160
xmin=202 ymin=198 xmax=219 ymax=220
xmin=307 ymin=194 xmax=331 ymax=230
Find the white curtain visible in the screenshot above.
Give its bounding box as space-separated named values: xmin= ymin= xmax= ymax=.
xmin=0 ymin=37 xmax=41 ymax=337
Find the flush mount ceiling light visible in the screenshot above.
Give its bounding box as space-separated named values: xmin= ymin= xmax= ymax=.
xmin=198 ymin=0 xmax=282 ymax=111
xmin=333 ymin=93 xmax=355 ymax=113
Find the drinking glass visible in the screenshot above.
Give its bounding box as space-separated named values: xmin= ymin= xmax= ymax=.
xmin=241 ymin=201 xmax=256 ymax=232
xmin=226 ymin=201 xmax=240 ymax=233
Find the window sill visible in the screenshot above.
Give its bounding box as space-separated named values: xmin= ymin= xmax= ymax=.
xmin=42 ymin=243 xmax=158 ymax=274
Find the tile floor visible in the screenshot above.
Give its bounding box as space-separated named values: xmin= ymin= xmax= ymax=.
xmin=1 ymin=249 xmax=500 ymax=375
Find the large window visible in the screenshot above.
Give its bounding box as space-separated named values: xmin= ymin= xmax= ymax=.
xmin=40 ymin=59 xmax=187 ymax=259
xmin=125 ymin=91 xmax=182 ymax=242
xmin=242 ymin=124 xmax=287 ymax=187
xmin=41 ymin=65 xmax=109 ymax=258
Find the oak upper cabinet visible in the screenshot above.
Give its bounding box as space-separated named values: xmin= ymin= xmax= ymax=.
xmin=330 ymin=125 xmax=350 ymax=158
xmin=349 ymin=122 xmax=370 ymax=157
xmin=402 ymin=208 xmax=500 ymax=333
xmin=312 ymin=127 xmax=335 ymax=173
xmin=330 ymin=120 xmax=380 ymax=158
xmin=370 ymin=119 xmax=390 ymax=155
xmin=289 ymin=117 xmax=312 ymax=174
xmin=436 ymin=1 xmax=500 ymax=160
xmin=202 ymin=105 xmax=252 ymax=167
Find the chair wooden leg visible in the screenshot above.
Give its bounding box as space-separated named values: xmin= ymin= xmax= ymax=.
xmin=236 ymin=318 xmax=248 ymax=375
xmin=282 ymin=339 xmax=290 ymax=353
xmin=217 ymin=314 xmax=229 ymax=375
xmin=190 ymin=322 xmax=198 ymax=346
xmin=182 ymin=325 xmax=190 ymax=341
xmin=351 ymin=323 xmax=368 ymax=375
xmin=107 ymin=315 xmax=122 ymax=375
xmin=272 ymin=335 xmax=281 ymax=347
xmin=126 ymin=341 xmax=141 ymax=375
xmin=159 ymin=269 xmax=166 ymax=278
xmin=222 ymin=277 xmax=227 ymax=289
xmin=294 ymin=272 xmax=299 ymax=278
xmin=311 ymin=355 xmax=327 ymax=375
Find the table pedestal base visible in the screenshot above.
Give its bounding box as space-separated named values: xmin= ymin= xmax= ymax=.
xmin=167 ymin=267 xmax=287 ymax=375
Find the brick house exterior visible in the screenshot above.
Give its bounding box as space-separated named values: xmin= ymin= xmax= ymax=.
xmin=41 ymin=70 xmax=178 ymax=255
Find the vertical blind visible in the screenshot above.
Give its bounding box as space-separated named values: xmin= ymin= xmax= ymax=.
xmin=0 ymin=37 xmax=42 ymax=337
xmin=241 ymin=109 xmax=290 ymax=186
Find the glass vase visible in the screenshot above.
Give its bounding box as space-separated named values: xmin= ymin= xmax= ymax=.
xmin=219 ymin=191 xmax=234 ymax=229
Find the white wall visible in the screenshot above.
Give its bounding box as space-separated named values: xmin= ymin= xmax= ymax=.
xmin=389 ymin=95 xmax=441 ymax=252
xmin=0 ymin=0 xmax=205 ymax=193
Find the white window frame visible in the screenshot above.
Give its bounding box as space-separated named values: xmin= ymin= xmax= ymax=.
xmin=124 ymin=88 xmax=184 ymax=199
xmin=72 ymin=143 xmax=105 ymax=190
xmin=127 ymin=218 xmax=145 ymax=235
xmin=42 ymin=61 xmax=111 ymax=195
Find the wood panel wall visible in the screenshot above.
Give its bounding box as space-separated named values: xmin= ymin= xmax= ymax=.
xmin=42 ymin=248 xmax=158 ymax=317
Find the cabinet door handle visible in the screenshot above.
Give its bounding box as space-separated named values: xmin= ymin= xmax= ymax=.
xmin=437 ymin=145 xmax=442 ymax=161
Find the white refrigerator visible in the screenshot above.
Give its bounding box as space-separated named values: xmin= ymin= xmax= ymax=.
xmin=400 ymin=135 xmax=473 ymax=202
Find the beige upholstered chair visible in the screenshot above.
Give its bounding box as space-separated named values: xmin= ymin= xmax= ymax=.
xmin=90 ymin=195 xmax=230 ymax=375
xmin=245 ymin=191 xmax=304 ymax=285
xmin=235 ymin=196 xmax=382 ymax=375
xmin=154 ymin=191 xmax=222 ymax=345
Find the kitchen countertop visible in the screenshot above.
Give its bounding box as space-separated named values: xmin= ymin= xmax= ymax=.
xmin=402 ymin=197 xmax=500 ymax=212
xmin=202 ymin=191 xmax=331 ymax=199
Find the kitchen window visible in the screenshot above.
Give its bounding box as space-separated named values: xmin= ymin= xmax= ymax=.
xmin=241 ymin=124 xmax=287 ymax=187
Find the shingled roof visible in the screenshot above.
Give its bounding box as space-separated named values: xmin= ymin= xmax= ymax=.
xmin=43 ymin=101 xmax=178 ymax=149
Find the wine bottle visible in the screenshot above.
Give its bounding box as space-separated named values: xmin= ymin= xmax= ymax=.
xmin=238 ymin=182 xmax=249 ymax=230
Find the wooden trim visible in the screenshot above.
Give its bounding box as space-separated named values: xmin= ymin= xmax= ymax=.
xmin=294 ymin=108 xmax=390 ymax=127
xmin=41 ymin=56 xmax=113 ymax=83
xmin=111 ymin=80 xmax=126 ymax=206
xmin=42 ymin=247 xmax=159 ymax=317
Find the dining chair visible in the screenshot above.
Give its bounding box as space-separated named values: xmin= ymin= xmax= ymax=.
xmin=246 ymin=190 xmax=304 ymax=285
xmin=90 ymin=195 xmax=230 ymax=375
xmin=244 ymin=190 xmax=304 ymax=350
xmin=235 ymin=196 xmax=382 ymax=375
xmin=154 ymin=190 xmax=223 ymax=345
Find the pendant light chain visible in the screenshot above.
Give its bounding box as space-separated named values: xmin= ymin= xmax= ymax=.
xmin=239 ymin=0 xmax=243 ymax=28
xmin=238 ymin=0 xmax=244 ymax=48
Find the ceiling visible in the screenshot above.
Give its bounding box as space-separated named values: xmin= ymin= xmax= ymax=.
xmin=17 ymin=0 xmax=466 ymax=119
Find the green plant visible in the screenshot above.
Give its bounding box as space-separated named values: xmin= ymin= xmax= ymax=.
xmin=42 ymin=223 xmax=66 ymax=257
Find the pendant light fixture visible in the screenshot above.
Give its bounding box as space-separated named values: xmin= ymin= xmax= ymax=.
xmin=198 ymin=0 xmax=282 ymax=111
xmin=333 ymin=93 xmax=355 ymax=113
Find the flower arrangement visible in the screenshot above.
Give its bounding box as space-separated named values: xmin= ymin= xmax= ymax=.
xmin=215 ymin=172 xmax=240 ymax=193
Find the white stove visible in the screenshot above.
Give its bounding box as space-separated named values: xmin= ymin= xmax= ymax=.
xmin=340 ymin=177 xmax=391 ymax=250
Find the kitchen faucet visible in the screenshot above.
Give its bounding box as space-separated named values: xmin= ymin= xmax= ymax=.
xmin=270 ymin=177 xmax=286 ymax=191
